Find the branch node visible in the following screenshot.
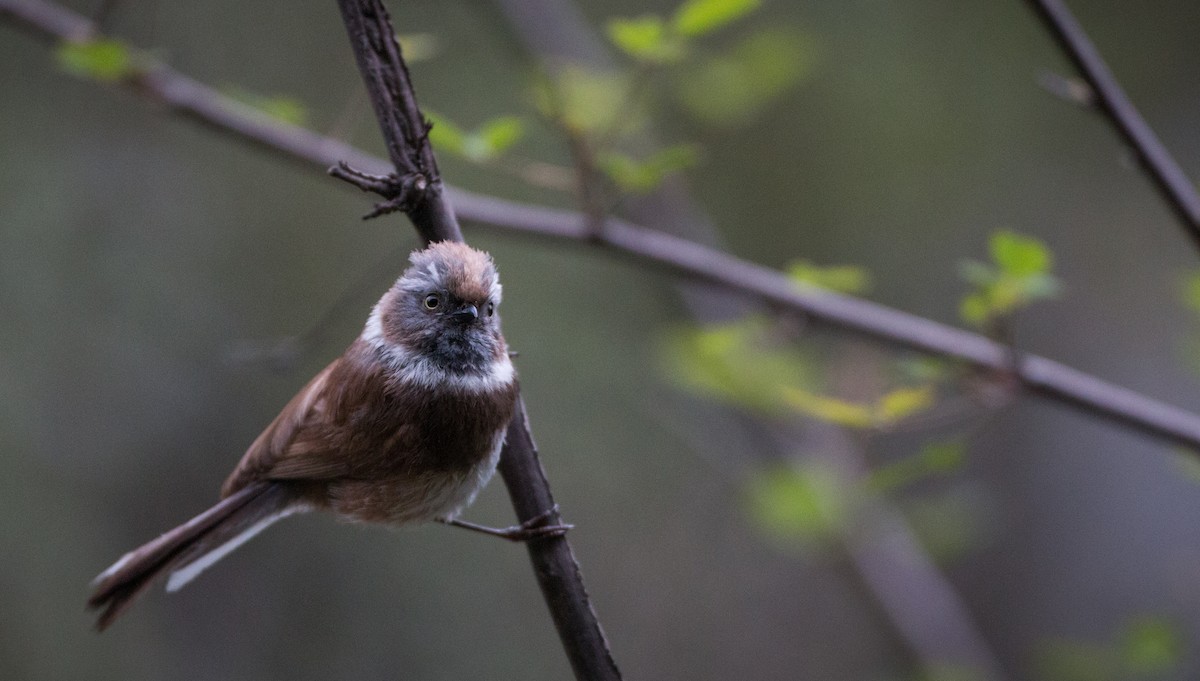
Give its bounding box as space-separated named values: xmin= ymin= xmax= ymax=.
xmin=330 ymin=161 xmax=429 ymax=220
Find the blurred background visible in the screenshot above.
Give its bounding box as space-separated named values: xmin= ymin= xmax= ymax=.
xmin=3 ymin=0 xmax=1200 ymax=679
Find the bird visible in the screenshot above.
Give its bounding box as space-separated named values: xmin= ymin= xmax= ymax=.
xmin=87 ymin=241 xmax=559 ymax=630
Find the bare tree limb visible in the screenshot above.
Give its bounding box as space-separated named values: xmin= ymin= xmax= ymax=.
xmin=330 ymin=2 xmax=620 ymax=679
xmin=3 ymin=0 xmax=1199 ymax=449
xmin=1026 ymin=0 xmax=1200 ymax=253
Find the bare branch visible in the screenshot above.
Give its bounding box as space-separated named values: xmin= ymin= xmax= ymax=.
xmin=1026 ymin=0 xmax=1200 ymax=254
xmin=331 ymin=2 xmax=621 ymax=679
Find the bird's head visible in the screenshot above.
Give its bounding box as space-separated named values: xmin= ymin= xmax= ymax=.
xmin=366 ymin=241 xmax=508 ymax=377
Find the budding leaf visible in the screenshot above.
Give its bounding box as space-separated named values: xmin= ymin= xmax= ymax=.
xmin=958 ymin=230 xmax=1060 ymax=328
xmin=990 ymin=229 xmax=1051 ymax=276
xmin=476 ymin=116 xmax=526 ymax=157
xmin=535 ymin=67 xmax=632 ymax=134
xmin=676 ymin=28 xmax=815 ymax=126
xmin=224 ymin=87 xmax=309 ymax=126
xmin=673 ymin=0 xmax=762 ymax=37
xmin=56 ymin=39 xmax=135 ymax=82
xmin=876 ymin=386 xmax=935 ymax=422
xmin=598 ymin=144 xmax=700 ymax=193
xmin=425 ymin=111 xmax=469 ymax=157
xmin=607 ymin=16 xmax=686 ymax=64
xmin=747 ymin=464 xmax=847 ymax=548
xmin=784 ymin=388 xmax=875 ymax=428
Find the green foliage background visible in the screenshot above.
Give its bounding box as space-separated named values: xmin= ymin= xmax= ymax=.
xmin=2 ymin=0 xmax=1200 ymax=680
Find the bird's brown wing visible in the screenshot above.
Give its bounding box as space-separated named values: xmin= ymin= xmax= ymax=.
xmin=221 ymin=348 xmax=381 ymax=497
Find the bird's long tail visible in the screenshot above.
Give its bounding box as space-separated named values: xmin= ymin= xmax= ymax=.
xmin=87 ymin=482 xmax=300 ymax=630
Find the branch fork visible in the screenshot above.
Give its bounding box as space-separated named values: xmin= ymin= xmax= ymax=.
xmin=329 ymin=160 xmax=428 ymax=219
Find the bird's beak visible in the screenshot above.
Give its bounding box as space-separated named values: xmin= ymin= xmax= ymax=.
xmin=451 ymin=303 xmax=479 ymax=323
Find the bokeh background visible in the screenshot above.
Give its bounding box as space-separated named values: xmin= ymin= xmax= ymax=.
xmin=3 ymin=0 xmax=1200 ymax=679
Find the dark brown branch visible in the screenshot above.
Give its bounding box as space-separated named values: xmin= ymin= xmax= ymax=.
xmin=331 ymin=2 xmax=621 ymax=680
xmin=4 ymin=0 xmax=1200 ymax=450
xmin=1026 ymin=0 xmax=1200 ymax=253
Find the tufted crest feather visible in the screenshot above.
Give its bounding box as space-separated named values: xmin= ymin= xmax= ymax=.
xmin=400 ymin=241 xmax=501 ymax=305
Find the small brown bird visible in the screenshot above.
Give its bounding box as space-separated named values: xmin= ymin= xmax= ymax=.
xmin=88 ymin=241 xmax=551 ymax=629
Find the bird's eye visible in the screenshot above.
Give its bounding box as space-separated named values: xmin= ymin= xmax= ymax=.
xmin=486 ymin=302 xmax=495 ymax=317
xmin=423 ymin=294 xmax=440 ymax=310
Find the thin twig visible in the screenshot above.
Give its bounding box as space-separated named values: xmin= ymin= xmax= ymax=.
xmin=331 ymin=2 xmax=621 ymax=680
xmin=1025 ymin=0 xmax=1200 ymax=254
xmin=3 ymin=0 xmax=1200 ymax=449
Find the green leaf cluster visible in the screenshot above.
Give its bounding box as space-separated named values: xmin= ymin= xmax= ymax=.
xmin=606 ymin=0 xmax=762 ymax=65
xmin=426 ymin=112 xmax=525 ymax=163
xmin=56 ymin=39 xmax=137 ymax=82
xmin=663 ymin=312 xmax=938 ymax=429
xmin=662 ymin=317 xmax=816 ymax=416
xmin=958 ymin=230 xmax=1060 ymax=328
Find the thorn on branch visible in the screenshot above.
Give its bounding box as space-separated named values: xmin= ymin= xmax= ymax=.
xmin=329 ymin=160 xmax=428 ymax=220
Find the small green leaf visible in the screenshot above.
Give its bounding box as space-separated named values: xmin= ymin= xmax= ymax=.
xmin=783 ymin=387 xmax=876 ymax=428
xmin=535 ymin=67 xmax=633 ymax=134
xmin=425 ymin=111 xmax=468 ymax=157
xmin=896 ymin=357 xmax=948 ymax=382
xmin=672 ymin=0 xmax=762 ymax=37
xmin=223 ymin=86 xmax=309 ymax=126
xmin=788 ymin=260 xmax=871 ymax=294
xmin=607 ymin=16 xmax=686 ymax=64
xmin=599 ymin=144 xmax=700 ymax=193
xmin=959 ymin=293 xmax=990 ymax=326
xmin=956 ymin=260 xmax=996 ymax=287
xmin=1020 ymin=272 xmax=1062 ymax=299
xmin=470 ymin=116 xmax=523 ymax=160
xmin=1120 ymin=616 xmax=1180 ymax=675
xmin=747 ymin=464 xmax=847 ymax=547
xmin=921 ymin=440 xmax=967 ymax=472
xmin=675 ymin=28 xmax=815 ymax=126
xmin=990 ymin=229 xmax=1051 ymax=276
xmin=869 ymin=440 xmax=965 ymax=492
xmin=56 ymin=39 xmax=135 ymax=82
xmin=396 ymin=33 xmax=439 ymax=62
xmin=876 ymin=386 xmax=934 ymax=422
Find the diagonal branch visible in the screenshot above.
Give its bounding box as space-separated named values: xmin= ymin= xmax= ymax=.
xmin=3 ymin=0 xmax=1200 ymax=449
xmin=331 ymin=2 xmax=620 ymax=680
xmin=1026 ymin=0 xmax=1200 ymax=254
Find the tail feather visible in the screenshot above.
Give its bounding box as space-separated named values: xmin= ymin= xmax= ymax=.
xmin=87 ymin=482 xmax=295 ymax=630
